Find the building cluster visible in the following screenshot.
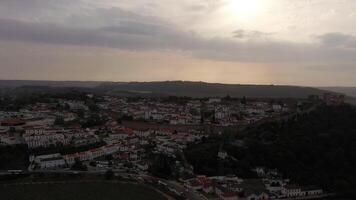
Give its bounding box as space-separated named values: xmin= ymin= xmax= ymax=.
xmin=185 ymin=171 xmax=324 ymax=200
xmin=308 ymin=93 xmax=345 ymax=106
xmin=323 ymin=93 xmax=345 ymax=106
xmin=102 ymin=96 xmax=290 ymax=127
xmin=23 ymin=126 xmax=101 ymax=149
xmin=0 ymin=94 xmax=329 ymax=200
xmin=0 ymin=99 xmax=206 ymax=173
xmin=25 ymin=124 xmax=205 ymax=171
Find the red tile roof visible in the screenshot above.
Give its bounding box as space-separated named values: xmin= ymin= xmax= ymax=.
xmin=222 ymin=192 xmax=237 ymax=198
xmin=0 ymin=118 xmax=26 ymax=126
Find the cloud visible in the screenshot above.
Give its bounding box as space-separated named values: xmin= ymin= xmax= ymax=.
xmin=0 ymin=0 xmax=85 ymax=20
xmin=318 ymin=32 xmax=356 ymax=48
xmin=0 ymin=5 xmax=355 ymax=64
xmin=232 ymin=29 xmax=273 ymax=40
xmin=188 ymin=4 xmax=208 ymax=12
xmin=186 ymin=0 xmax=225 ymax=12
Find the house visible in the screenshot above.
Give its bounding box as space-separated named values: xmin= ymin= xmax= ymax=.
xmin=34 ymin=153 xmax=66 ymax=169
xmin=282 ymin=185 xmax=323 ymax=198
xmin=215 ymin=185 xmax=238 ymax=200
xmin=272 ymin=104 xmax=282 ymax=112
xmin=0 ymin=134 xmax=23 ymax=145
xmin=111 ymin=128 xmax=133 ymax=139
xmin=302 ymin=186 xmax=323 ymax=197
xmin=104 ymin=144 xmax=120 ymax=155
xmin=72 ymin=135 xmax=99 ymax=147
xmin=90 ymin=148 xmax=105 ymax=159
xmin=63 ymin=154 xmax=77 ymax=165
xmin=136 ymin=162 xmax=149 ymax=171
xmin=282 ymin=185 xmax=304 ymax=198
xmin=242 ymin=193 xmax=268 ymax=200
xmin=196 ymin=175 xmax=209 ymax=184
xmin=221 ymin=192 xmax=238 ymax=200
xmin=218 ymin=150 xmax=228 ymax=159
xmin=40 ymin=157 xmax=66 ymax=169
xmin=129 ymin=152 xmax=139 ymax=161
xmin=209 ymin=98 xmax=221 ymax=104
xmin=203 ymin=183 xmax=214 ymax=193
xmin=24 ymin=130 xmax=67 ymax=149
xmin=77 ymin=151 xmax=91 ymax=161
xmin=118 ymin=152 xmax=130 ymax=160
xmin=133 ymin=129 xmax=151 ymax=138
xmin=0 ymin=118 xmax=26 ymax=131
xmin=265 ymin=180 xmax=284 ymax=193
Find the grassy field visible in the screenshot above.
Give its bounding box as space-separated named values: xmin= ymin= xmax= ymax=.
xmin=0 ymin=182 xmax=167 ymax=200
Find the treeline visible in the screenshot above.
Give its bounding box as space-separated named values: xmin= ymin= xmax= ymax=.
xmin=0 ymin=90 xmax=91 ymax=111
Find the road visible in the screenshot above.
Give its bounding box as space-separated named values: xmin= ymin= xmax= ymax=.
xmin=164 ymin=180 xmax=204 ymax=200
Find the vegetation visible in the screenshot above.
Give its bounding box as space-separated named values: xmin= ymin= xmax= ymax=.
xmin=0 ymin=182 xmax=166 ymax=200
xmin=81 ymin=113 xmax=108 ymax=128
xmin=149 ymin=153 xmax=174 ymax=179
xmin=71 ymin=159 xmax=88 ymax=171
xmin=185 ymin=105 xmax=356 ymax=197
xmin=0 ymin=89 xmax=91 ymax=111
xmin=0 ymin=145 xmax=29 ymax=170
xmin=98 ymin=81 xmax=329 ymax=98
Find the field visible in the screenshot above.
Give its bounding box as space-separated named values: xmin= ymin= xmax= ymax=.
xmin=0 ymin=182 xmax=167 ymax=200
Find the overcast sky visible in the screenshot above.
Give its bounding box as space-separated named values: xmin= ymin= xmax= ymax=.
xmin=0 ymin=0 xmax=356 ymax=86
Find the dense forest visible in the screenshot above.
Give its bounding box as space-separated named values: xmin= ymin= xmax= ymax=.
xmin=185 ymin=104 xmax=356 ymax=197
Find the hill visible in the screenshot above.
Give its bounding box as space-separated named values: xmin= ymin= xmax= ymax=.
xmin=98 ymin=81 xmax=330 ymax=98
xmin=185 ymin=104 xmax=356 ymax=198
xmin=321 ymin=87 xmax=356 ymax=98
xmin=0 ymin=80 xmax=103 ymax=88
xmin=0 ymin=80 xmax=335 ymax=98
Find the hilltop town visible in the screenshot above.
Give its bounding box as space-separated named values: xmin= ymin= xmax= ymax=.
xmin=0 ymin=91 xmax=345 ymax=200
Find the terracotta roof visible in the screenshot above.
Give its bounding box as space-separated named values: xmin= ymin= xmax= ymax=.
xmin=222 ymin=192 xmax=237 ymax=198
xmin=0 ymin=118 xmax=26 ymax=126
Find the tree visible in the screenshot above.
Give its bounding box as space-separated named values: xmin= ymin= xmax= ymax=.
xmin=149 ymin=154 xmax=173 ymax=179
xmin=89 ymin=161 xmax=97 ymax=167
xmin=105 ymin=154 xmax=113 ymax=161
xmin=224 ymin=94 xmax=232 ymax=101
xmin=105 ymin=169 xmax=114 ymax=180
xmin=82 ymin=114 xmax=107 ymax=128
xmin=54 ymin=116 xmax=64 ymax=125
xmin=241 ymin=96 xmax=247 ymax=105
xmin=71 ymin=159 xmax=87 ymax=171
xmin=76 ymin=109 xmax=85 ymax=118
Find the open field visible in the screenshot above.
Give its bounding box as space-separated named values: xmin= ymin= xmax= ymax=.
xmin=0 ymin=182 xmax=167 ymax=200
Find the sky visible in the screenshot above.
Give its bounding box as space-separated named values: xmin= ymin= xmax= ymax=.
xmin=0 ymin=0 xmax=356 ymax=86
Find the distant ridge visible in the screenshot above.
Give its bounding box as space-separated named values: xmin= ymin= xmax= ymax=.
xmin=97 ymin=81 xmax=331 ymax=98
xmin=0 ymin=80 xmax=104 ymax=88
xmin=321 ymin=87 xmax=356 ymax=98
xmin=0 ymin=80 xmax=335 ymax=98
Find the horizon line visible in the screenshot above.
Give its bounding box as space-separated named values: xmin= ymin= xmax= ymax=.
xmin=0 ymin=78 xmax=355 ymax=88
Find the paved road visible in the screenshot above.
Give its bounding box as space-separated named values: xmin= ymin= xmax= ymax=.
xmin=164 ymin=180 xmax=204 ymax=200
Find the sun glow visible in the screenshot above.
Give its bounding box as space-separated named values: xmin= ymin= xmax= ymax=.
xmin=225 ymin=0 xmax=267 ymax=19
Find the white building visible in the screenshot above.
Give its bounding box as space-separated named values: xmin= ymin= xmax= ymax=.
xmin=34 ymin=153 xmax=66 ymax=169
